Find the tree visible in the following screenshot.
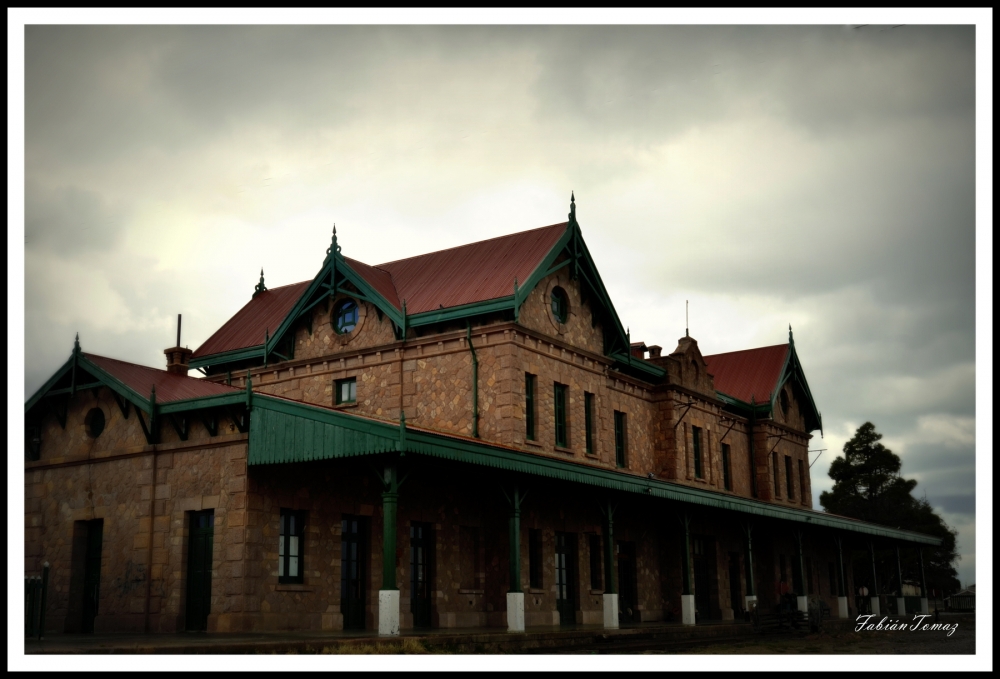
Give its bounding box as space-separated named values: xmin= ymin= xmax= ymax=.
xmin=820 ymin=422 xmax=960 ymax=596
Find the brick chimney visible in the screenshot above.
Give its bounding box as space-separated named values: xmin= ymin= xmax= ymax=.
xmin=647 ymin=345 xmax=662 ymax=359
xmin=629 ymin=341 xmax=647 ymax=359
xmin=164 ymin=314 xmax=193 ymax=375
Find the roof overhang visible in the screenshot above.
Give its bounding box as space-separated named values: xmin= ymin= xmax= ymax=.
xmin=247 ymin=395 xmax=939 ymax=546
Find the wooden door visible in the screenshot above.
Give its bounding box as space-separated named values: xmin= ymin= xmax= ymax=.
xmin=410 ymin=522 xmax=433 ymax=629
xmin=555 ymin=532 xmax=577 ymax=626
xmin=185 ymin=511 xmax=214 ymax=631
xmin=81 ymin=520 xmax=103 ymax=633
xmin=617 ymin=541 xmax=638 ymax=623
xmin=341 ymin=516 xmax=368 ymax=630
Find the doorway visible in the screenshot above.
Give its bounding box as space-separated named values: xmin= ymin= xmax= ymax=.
xmin=341 ymin=515 xmax=368 ymax=630
xmin=692 ymin=535 xmax=716 ymax=620
xmin=617 ymin=541 xmax=638 ymax=623
xmin=555 ymin=532 xmax=578 ymax=626
xmin=410 ymin=522 xmax=433 ymax=629
xmin=728 ymin=551 xmax=743 ymax=617
xmin=185 ymin=510 xmax=214 ymax=631
xmin=80 ymin=519 xmax=104 ymax=633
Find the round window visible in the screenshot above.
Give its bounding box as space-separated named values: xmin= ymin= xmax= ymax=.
xmin=333 ymin=299 xmax=359 ymax=334
xmin=86 ymin=408 xmax=105 ymax=438
xmin=550 ymin=287 xmax=569 ymax=324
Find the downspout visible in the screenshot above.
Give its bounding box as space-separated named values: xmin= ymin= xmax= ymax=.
xmin=466 ymin=322 xmax=479 ymax=438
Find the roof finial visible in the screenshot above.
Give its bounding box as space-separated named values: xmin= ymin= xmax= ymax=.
xmin=569 ymin=191 xmax=576 ymax=223
xmin=73 ymin=332 xmax=81 ymax=354
xmin=253 ymin=268 xmax=267 ymax=297
xmin=326 ymin=223 xmax=342 ymax=259
xmin=686 ymin=300 xmax=689 ymax=338
xmin=789 ymin=323 xmax=794 ymax=343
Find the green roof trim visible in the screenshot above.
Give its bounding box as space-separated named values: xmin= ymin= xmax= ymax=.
xmin=247 ymin=395 xmax=941 ymax=546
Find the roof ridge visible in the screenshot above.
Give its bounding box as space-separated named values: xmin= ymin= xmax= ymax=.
xmin=374 ymin=222 xmax=567 ymax=268
xmin=703 ymin=343 xmax=789 ymax=359
xmin=84 ymin=352 xmax=237 ymax=387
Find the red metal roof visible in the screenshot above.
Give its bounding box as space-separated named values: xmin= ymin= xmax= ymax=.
xmin=84 ymin=353 xmax=239 ymax=403
xmin=344 ymin=257 xmax=400 ymax=310
xmin=193 ymin=223 xmax=568 ymax=359
xmin=371 ymin=223 xmax=567 ymax=315
xmin=703 ymin=344 xmax=789 ymax=404
xmin=192 ymin=281 xmax=310 ymax=358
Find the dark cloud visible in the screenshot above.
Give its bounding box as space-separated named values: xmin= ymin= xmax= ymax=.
xmin=24 ymin=181 xmax=128 ymax=254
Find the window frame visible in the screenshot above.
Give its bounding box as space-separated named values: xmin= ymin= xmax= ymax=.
xmin=614 ymin=410 xmax=628 ymax=468
xmin=335 ymin=377 xmax=357 ymax=405
xmin=692 ymin=426 xmax=703 ymax=479
xmin=278 ymin=508 xmax=306 ymax=584
xmin=525 ymin=373 xmax=537 ymax=441
xmin=333 ymin=299 xmax=359 ymax=335
xmin=721 ymin=443 xmax=732 ymax=491
xmin=798 ymin=458 xmax=806 ymax=504
xmin=554 ymin=382 xmax=568 ymax=448
xmin=584 ymin=392 xmax=595 ymax=455
xmin=785 ymin=455 xmax=794 ymax=500
xmin=772 ymin=452 xmax=781 ymax=498
xmin=550 ymin=286 xmax=569 ymax=324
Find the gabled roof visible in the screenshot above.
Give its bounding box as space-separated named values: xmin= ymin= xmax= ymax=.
xmin=703 ymin=343 xmax=789 ymax=405
xmin=26 ymin=344 xmax=243 ymax=419
xmin=192 ymin=281 xmax=310 ymax=358
xmin=704 ymin=337 xmax=822 ymax=433
xmin=189 ymin=211 xmax=650 ymax=375
xmin=373 ymin=223 xmax=566 ymax=315
xmin=84 ymin=354 xmax=238 ymax=403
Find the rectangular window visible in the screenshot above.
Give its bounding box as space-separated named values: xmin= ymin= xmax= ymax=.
xmin=588 ymin=534 xmax=603 ymax=590
xmin=772 ymin=452 xmax=780 ymax=498
xmin=785 ymin=455 xmax=794 ymax=500
xmin=525 ymin=373 xmax=537 ymax=441
xmin=614 ymin=411 xmax=628 ymax=468
xmin=459 ymin=526 xmax=482 ymax=590
xmin=721 ymin=443 xmax=732 ymax=490
xmin=692 ymin=426 xmax=703 ymax=479
xmin=554 ymin=382 xmax=568 ymax=448
xmin=335 ymin=377 xmax=356 ymax=405
xmin=798 ymin=459 xmax=806 ymax=504
xmin=584 ymin=392 xmax=595 ymax=455
xmin=278 ymin=509 xmax=305 ymax=584
xmin=529 ymin=529 xmax=543 ymax=589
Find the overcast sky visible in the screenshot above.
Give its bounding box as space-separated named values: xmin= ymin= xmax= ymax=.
xmin=14 ymin=19 xmax=985 ymax=592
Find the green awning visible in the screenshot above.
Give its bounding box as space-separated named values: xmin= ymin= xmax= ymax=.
xmin=248 ymin=394 xmax=941 ymax=547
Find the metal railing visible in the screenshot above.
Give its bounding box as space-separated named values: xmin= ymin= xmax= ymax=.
xmin=25 ymin=563 xmax=50 ymax=640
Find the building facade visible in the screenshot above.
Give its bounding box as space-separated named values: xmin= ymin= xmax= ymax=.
xmin=24 ymin=198 xmax=940 ymax=635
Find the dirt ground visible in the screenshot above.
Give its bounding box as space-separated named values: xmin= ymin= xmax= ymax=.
xmin=642 ymin=613 xmax=976 ymax=655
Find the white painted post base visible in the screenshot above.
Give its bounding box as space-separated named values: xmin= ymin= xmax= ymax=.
xmin=896 ymin=597 xmax=907 ymax=617
xmin=603 ymin=593 xmax=619 ymax=629
xmin=871 ymin=597 xmax=881 ymax=616
xmin=681 ymin=594 xmax=696 ymax=626
xmin=506 ymin=592 xmax=525 ymax=632
xmin=378 ymin=590 xmax=400 ymax=636
xmin=920 ymin=597 xmax=929 ymax=614
xmin=797 ymin=595 xmax=808 ymax=614
xmin=837 ymin=596 xmax=849 ymax=619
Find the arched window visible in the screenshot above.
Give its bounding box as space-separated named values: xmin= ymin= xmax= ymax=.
xmin=86 ymin=408 xmax=105 ymax=438
xmin=780 ymin=390 xmax=790 ymax=417
xmin=551 ymin=287 xmax=569 ymax=324
xmin=333 ymin=299 xmax=359 ymax=334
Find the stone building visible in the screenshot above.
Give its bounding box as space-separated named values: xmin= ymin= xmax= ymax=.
xmin=24 ymin=197 xmax=940 ymax=636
